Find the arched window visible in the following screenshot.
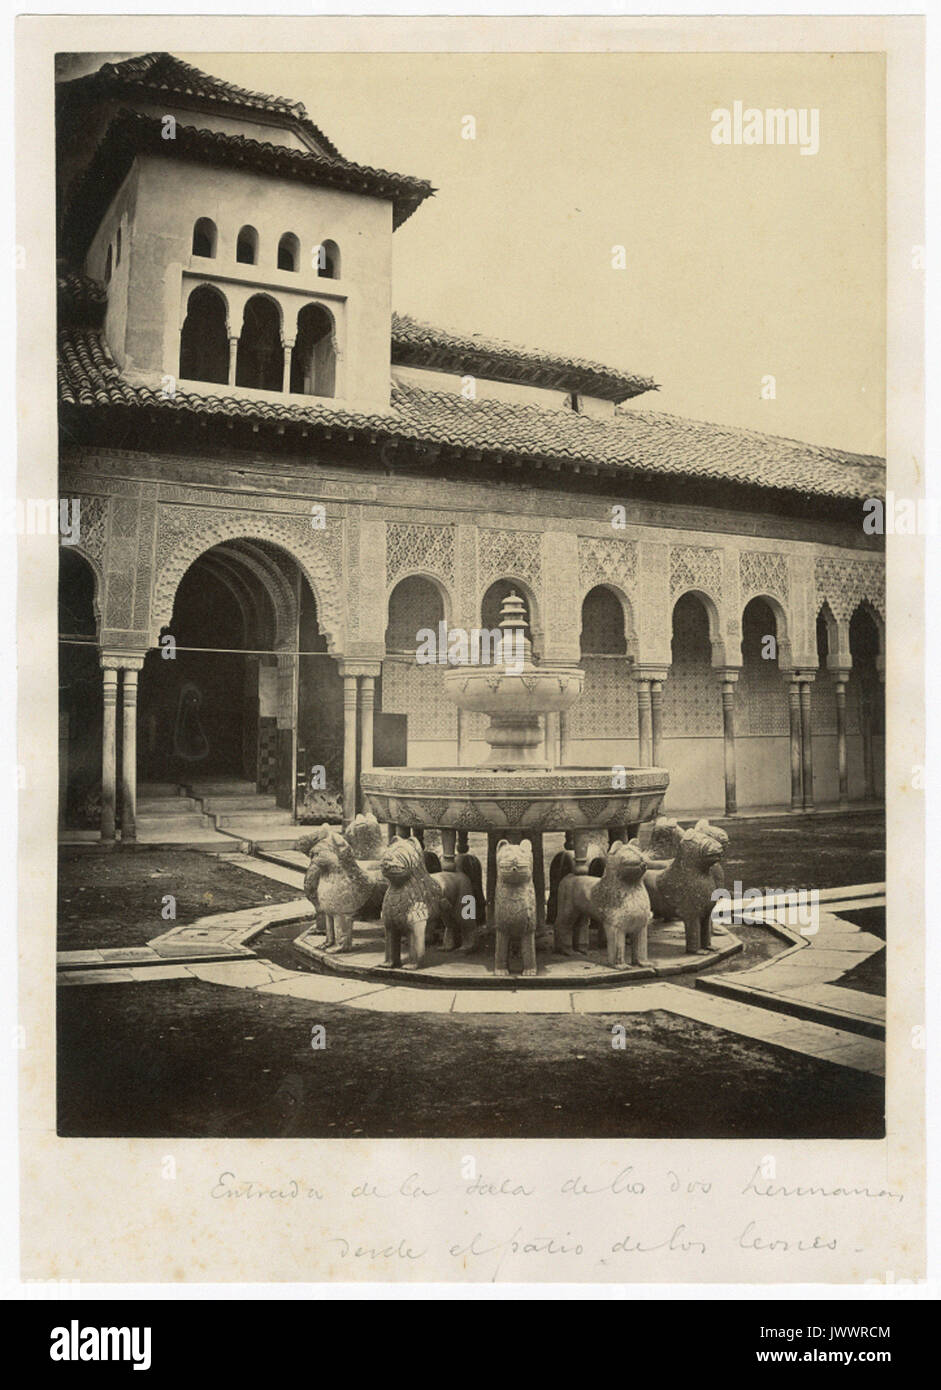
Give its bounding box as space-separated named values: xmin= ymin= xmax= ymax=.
xmin=317 ymin=239 xmax=340 ymax=279
xmin=580 ymin=586 xmax=627 ymax=655
xmin=104 ymin=244 xmax=113 ymax=283
xmin=277 ymin=233 xmax=300 ymax=272
xmin=737 ymin=597 xmax=788 ymax=736
xmin=235 ymin=294 xmax=282 ymax=391
xmin=236 ymin=225 xmax=258 ymax=265
xmin=115 ymin=227 xmax=122 ymax=266
xmin=662 ymin=592 xmax=722 ymax=738
xmin=290 ymin=303 xmax=336 ymax=398
xmin=179 ymin=284 xmax=229 ymax=385
xmin=481 ymin=580 xmax=531 ymax=638
xmin=385 ymin=576 xmax=445 ymax=652
xmin=192 ymin=218 xmax=217 ymax=258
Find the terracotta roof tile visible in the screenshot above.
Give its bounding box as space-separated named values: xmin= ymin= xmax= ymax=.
xmin=57 ymin=318 xmax=884 ymax=503
xmin=61 ymin=110 xmax=434 ymax=257
xmin=58 ymin=51 xmax=344 ymax=158
xmin=392 ymin=311 xmax=656 ymax=403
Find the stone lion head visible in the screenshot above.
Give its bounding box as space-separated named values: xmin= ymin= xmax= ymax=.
xmin=649 ymin=817 xmax=683 ymax=860
xmin=309 ymin=827 xmax=353 ymax=871
xmin=604 ymin=840 xmax=649 ymax=884
xmin=380 ymin=836 xmax=425 ymax=884
xmin=678 ymin=827 xmax=726 ymax=870
xmin=496 ymin=839 xmax=533 ymax=885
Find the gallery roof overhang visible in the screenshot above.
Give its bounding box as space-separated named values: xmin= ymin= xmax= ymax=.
xmin=60 ymin=107 xmax=436 ymax=259
xmin=57 ymin=51 xmax=345 ymax=157
xmin=391 ymin=312 xmax=657 ymax=404
xmin=57 ymin=277 xmax=885 ymax=511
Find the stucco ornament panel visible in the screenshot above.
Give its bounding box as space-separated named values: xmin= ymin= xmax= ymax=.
xmin=814 ymin=555 xmax=885 ymax=624
xmin=478 ymin=527 xmax=542 ymax=592
xmin=151 ymin=506 xmax=345 ymax=651
xmin=385 ymin=521 xmax=456 ymax=589
xmin=739 ymin=550 xmax=790 ymax=604
xmin=455 ymin=524 xmax=479 ymax=630
xmin=71 ymin=494 xmax=109 ymax=568
xmin=577 ymin=536 xmax=637 ymax=597
xmin=669 ymin=544 xmax=723 ymax=601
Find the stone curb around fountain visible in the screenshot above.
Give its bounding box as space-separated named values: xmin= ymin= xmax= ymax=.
xmin=290 ymin=918 xmax=743 ymax=988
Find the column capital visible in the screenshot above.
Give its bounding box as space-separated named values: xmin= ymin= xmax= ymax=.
xmin=339 ymin=660 xmax=382 ymax=679
xmin=632 ymin=664 xmax=670 ymax=683
xmin=829 ymin=666 xmax=852 ymax=686
xmin=715 ymin=667 xmax=740 ymax=685
xmin=100 ymin=650 xmax=146 ymax=671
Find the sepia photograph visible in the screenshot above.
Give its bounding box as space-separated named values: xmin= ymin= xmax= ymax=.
xmin=51 ymin=42 xmax=890 ymax=1143
xmin=11 ymin=10 xmax=927 ymax=1292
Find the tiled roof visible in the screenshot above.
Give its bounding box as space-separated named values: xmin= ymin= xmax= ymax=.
xmin=61 ymin=109 xmax=434 ymax=256
xmin=57 ymin=317 xmax=884 ymax=503
xmin=56 ymin=266 xmax=107 ymax=327
xmin=392 ymin=312 xmax=656 ymax=403
xmin=58 ymin=52 xmax=343 ymax=158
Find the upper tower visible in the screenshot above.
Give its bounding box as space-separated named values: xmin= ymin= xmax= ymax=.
xmin=56 ymin=53 xmax=434 ymax=414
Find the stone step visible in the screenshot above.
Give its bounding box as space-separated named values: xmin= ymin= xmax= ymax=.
xmin=135 ymin=812 xmax=215 ymax=833
xmin=136 ymin=796 xmax=198 ymax=814
xmin=213 ymin=810 xmax=295 ymax=829
xmin=200 ymin=794 xmax=278 ymax=812
xmin=187 ymin=780 xmax=257 ymax=796
xmin=137 ymin=782 xmax=183 ymax=799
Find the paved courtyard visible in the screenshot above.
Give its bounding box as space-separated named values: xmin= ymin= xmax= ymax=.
xmin=56 ymin=811 xmax=885 ymax=1139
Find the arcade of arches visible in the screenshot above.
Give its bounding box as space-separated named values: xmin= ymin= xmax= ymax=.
xmin=58 ymin=532 xmax=884 ymax=840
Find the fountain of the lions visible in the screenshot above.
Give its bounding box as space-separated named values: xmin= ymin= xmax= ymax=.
xmin=293 ymin=593 xmax=742 ymax=984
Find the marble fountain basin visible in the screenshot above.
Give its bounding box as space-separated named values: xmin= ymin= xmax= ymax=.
xmin=360 ymin=766 xmax=669 ymax=833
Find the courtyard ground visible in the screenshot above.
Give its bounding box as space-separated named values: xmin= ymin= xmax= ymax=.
xmin=57 ymin=846 xmax=306 ymax=950
xmin=57 ymin=976 xmax=883 ymax=1140
xmin=56 ymin=809 xmax=885 ymax=1139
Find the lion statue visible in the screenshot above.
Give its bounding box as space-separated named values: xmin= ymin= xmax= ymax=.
xmin=644 ymin=824 xmax=728 ymax=955
xmin=554 ymin=841 xmax=653 ymax=967
xmin=378 ymin=836 xmax=468 ymax=970
xmin=343 ymin=812 xmax=385 ymax=861
xmin=493 ymin=839 xmax=537 ymax=977
xmin=545 ymin=838 xmax=606 ymax=924
xmin=645 ymin=816 xmax=684 ymax=868
xmin=303 ymin=829 xmax=385 ymax=953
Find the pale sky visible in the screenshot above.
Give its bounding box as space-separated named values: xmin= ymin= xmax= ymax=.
xmin=73 ymin=49 xmax=886 ymax=456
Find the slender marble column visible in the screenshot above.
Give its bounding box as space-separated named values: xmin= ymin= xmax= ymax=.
xmin=342 ymin=674 xmax=358 ymax=822
xmin=834 ymin=671 xmax=850 ymax=808
xmin=100 ymin=667 xmax=118 ymax=841
xmin=281 ymin=340 xmax=294 ymax=394
xmin=788 ymin=676 xmax=803 ymax=812
xmin=635 ymin=678 xmax=652 ymax=767
xmin=650 ymin=678 xmax=664 ymax=767
xmin=719 ymin=671 xmax=738 ymax=816
xmin=227 ymin=336 xmax=238 ymax=386
xmin=799 ymin=677 xmax=815 ymax=811
xmin=120 ymin=668 xmax=139 ymax=841
xmin=359 ymin=675 xmax=375 ymax=778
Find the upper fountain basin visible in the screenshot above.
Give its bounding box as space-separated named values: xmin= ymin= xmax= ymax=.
xmin=441 ymin=664 xmax=584 ymax=716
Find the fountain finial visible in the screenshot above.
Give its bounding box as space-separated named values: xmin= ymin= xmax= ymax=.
xmin=497 ymin=591 xmax=532 ymax=665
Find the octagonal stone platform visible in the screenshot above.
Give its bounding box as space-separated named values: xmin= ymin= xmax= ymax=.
xmin=292 ymin=916 xmax=743 ymax=989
